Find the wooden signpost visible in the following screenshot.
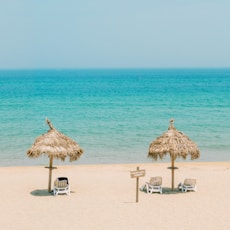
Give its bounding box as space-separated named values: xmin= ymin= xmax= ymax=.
xmin=130 ymin=166 xmax=145 ymax=203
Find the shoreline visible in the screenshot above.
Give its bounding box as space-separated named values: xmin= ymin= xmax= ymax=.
xmin=1 ymin=148 xmax=230 ymax=167
xmin=1 ymin=160 xmax=230 ymax=168
xmin=1 ymin=161 xmax=230 ymax=229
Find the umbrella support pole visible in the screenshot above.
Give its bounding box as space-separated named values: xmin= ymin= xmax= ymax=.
xmin=171 ymin=158 xmax=174 ymax=191
xmin=45 ymin=156 xmax=57 ymax=193
xmin=167 ymin=163 xmax=178 ymax=191
xmin=48 ymin=157 xmax=53 ymax=193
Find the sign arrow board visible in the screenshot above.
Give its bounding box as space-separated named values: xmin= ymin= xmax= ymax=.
xmin=130 ymin=169 xmax=145 ymax=178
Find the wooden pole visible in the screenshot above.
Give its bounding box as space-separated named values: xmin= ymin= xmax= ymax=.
xmin=130 ymin=166 xmax=145 ymax=203
xmin=136 ymin=166 xmax=139 ymax=203
xmin=171 ymin=157 xmax=174 ymax=191
xmin=48 ymin=156 xmax=53 ymax=193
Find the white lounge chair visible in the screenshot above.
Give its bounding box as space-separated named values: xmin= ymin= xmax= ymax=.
xmin=179 ymin=178 xmax=197 ymax=192
xmin=53 ymin=177 xmax=70 ymax=196
xmin=145 ymin=176 xmax=163 ymax=194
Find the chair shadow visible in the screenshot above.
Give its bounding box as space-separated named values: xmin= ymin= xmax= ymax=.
xmin=161 ymin=187 xmax=182 ymax=195
xmin=140 ymin=187 xmax=183 ymax=195
xmin=30 ymin=189 xmax=76 ymax=196
xmin=30 ymin=189 xmax=53 ymax=196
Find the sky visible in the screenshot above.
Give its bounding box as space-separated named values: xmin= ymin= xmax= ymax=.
xmin=0 ymin=0 xmax=229 ymax=69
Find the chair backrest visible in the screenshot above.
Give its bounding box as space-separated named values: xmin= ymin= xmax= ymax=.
xmin=150 ymin=176 xmax=162 ymax=186
xmin=54 ymin=177 xmax=69 ymax=187
xmin=184 ymin=178 xmax=196 ymax=186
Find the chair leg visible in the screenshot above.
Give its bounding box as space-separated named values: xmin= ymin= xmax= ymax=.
xmin=146 ymin=184 xmax=149 ymax=194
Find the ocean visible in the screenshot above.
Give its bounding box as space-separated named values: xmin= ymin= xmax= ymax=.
xmin=0 ymin=68 xmax=230 ymax=166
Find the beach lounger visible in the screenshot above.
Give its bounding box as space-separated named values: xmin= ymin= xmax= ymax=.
xmin=145 ymin=176 xmax=163 ymax=194
xmin=53 ymin=177 xmax=70 ymax=196
xmin=179 ymin=178 xmax=197 ymax=192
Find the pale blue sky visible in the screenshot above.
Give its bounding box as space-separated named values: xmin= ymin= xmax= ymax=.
xmin=0 ymin=0 xmax=229 ymax=69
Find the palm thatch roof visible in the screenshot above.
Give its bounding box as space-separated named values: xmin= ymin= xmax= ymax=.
xmin=148 ymin=119 xmax=200 ymax=190
xmin=27 ymin=119 xmax=83 ymax=161
xmin=27 ymin=118 xmax=83 ymax=192
xmin=148 ymin=119 xmax=200 ymax=161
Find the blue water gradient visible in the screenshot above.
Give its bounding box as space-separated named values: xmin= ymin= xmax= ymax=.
xmin=0 ymin=68 xmax=230 ymax=166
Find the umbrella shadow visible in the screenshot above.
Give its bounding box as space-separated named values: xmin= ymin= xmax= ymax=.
xmin=161 ymin=187 xmax=183 ymax=195
xmin=30 ymin=189 xmax=53 ymax=196
xmin=140 ymin=187 xmax=183 ymax=195
xmin=30 ymin=189 xmax=76 ymax=196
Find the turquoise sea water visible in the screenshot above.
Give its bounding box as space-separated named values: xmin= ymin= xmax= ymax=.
xmin=0 ymin=68 xmax=230 ymax=166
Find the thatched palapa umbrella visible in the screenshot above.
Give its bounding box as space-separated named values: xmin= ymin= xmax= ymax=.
xmin=27 ymin=118 xmax=83 ymax=192
xmin=148 ymin=119 xmax=200 ymax=190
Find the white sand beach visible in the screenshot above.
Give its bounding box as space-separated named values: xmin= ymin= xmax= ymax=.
xmin=1 ymin=162 xmax=230 ymax=230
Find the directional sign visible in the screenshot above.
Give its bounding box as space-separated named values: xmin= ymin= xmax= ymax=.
xmin=130 ymin=166 xmax=145 ymax=203
xmin=130 ymin=169 xmax=145 ymax=178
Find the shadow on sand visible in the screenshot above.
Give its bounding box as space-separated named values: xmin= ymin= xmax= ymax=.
xmin=140 ymin=187 xmax=183 ymax=195
xmin=30 ymin=189 xmax=76 ymax=196
xmin=161 ymin=187 xmax=183 ymax=195
xmin=30 ymin=189 xmax=53 ymax=197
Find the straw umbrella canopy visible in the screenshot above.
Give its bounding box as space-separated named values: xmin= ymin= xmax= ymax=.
xmin=27 ymin=118 xmax=83 ymax=192
xmin=148 ymin=119 xmax=200 ymax=190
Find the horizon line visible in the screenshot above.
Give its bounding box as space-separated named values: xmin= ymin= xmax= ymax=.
xmin=0 ymin=66 xmax=230 ymax=71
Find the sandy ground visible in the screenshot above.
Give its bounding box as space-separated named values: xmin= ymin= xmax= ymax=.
xmin=0 ymin=162 xmax=230 ymax=230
